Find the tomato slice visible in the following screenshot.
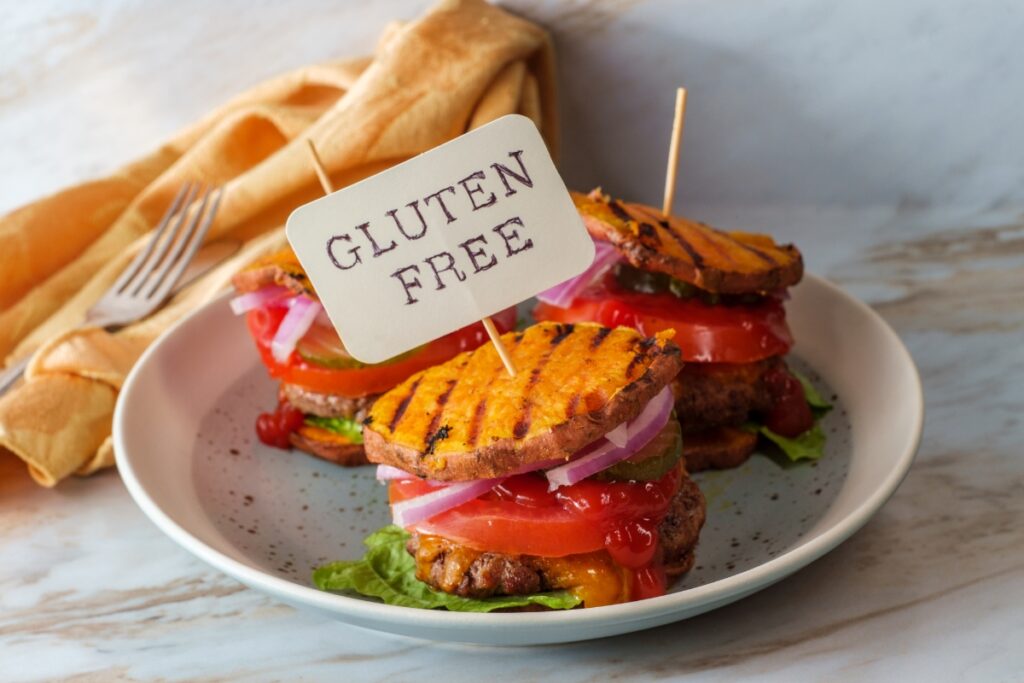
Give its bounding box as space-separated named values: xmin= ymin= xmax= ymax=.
xmin=534 ymin=275 xmax=792 ymax=363
xmin=246 ymin=303 xmax=516 ymax=397
xmin=389 ymin=467 xmax=682 ymax=558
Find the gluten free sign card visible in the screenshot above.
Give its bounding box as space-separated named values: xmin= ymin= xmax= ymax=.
xmin=286 ymin=115 xmax=594 ymax=363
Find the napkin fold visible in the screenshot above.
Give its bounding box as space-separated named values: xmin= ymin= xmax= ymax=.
xmin=0 ymin=0 xmax=557 ymax=486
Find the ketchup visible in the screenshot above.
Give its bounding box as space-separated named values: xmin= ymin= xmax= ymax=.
xmin=392 ymin=465 xmax=685 ymax=601
xmin=763 ymin=367 xmax=814 ymax=437
xmin=488 ymin=467 xmax=683 ymax=599
xmin=255 ymin=401 xmax=305 ymax=448
xmin=632 ymin=564 xmax=668 ymax=601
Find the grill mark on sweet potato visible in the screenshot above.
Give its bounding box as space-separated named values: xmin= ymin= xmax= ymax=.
xmin=590 ymin=327 xmax=613 ymax=350
xmin=608 ymin=200 xmax=633 ymax=223
xmin=551 ymin=323 xmax=575 ymax=345
xmin=512 ymin=345 xmax=557 ymax=437
xmin=467 ymin=399 xmax=488 ymax=447
xmin=658 ymin=219 xmax=706 ymax=269
xmin=425 ymin=379 xmax=458 ymax=437
xmin=512 ymin=324 xmax=577 ymax=439
xmin=512 ymin=400 xmax=533 ymax=439
xmin=694 ymin=222 xmax=741 ymax=267
xmin=424 ymin=424 xmax=451 ymax=456
xmin=565 ymin=392 xmax=583 ymax=419
xmin=462 ymin=331 xmax=527 ymax=448
xmin=732 ymin=239 xmax=779 ymax=265
xmin=637 ymin=222 xmax=662 ymax=248
xmin=626 ymin=338 xmax=657 ymax=379
xmin=387 ymin=378 xmax=422 ymax=432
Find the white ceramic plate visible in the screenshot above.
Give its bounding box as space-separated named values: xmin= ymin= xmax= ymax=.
xmin=114 ymin=274 xmax=922 ymax=645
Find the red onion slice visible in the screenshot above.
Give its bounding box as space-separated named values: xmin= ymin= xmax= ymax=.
xmin=604 ymin=422 xmax=628 ymax=447
xmin=376 ymin=465 xmax=417 ymax=481
xmin=535 ymin=239 xmax=619 ymax=307
xmin=270 ymin=295 xmax=322 ymax=363
xmin=392 ymin=477 xmax=506 ymax=528
xmin=545 ymin=386 xmax=674 ymax=490
xmin=228 ymin=285 xmax=290 ymax=315
xmin=381 ymin=388 xmax=673 ymax=525
xmin=381 ymin=459 xmax=564 ymax=526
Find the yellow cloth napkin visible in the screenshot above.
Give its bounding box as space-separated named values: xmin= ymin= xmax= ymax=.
xmin=0 ymin=0 xmax=557 ymax=486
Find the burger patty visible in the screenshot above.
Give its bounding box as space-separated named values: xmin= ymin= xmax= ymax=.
xmin=406 ymin=475 xmax=706 ymax=599
xmin=671 ymin=357 xmax=780 ymax=432
xmin=280 ymin=383 xmax=378 ymax=421
xmin=279 ymin=384 xmax=375 ymax=467
xmin=657 ymin=473 xmax=708 ymax=575
xmin=682 ymin=426 xmax=759 ymax=473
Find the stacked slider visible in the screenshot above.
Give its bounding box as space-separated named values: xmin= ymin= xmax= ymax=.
xmin=344 ymin=322 xmax=706 ymax=608
xmin=535 ymin=189 xmax=820 ymax=471
xmin=230 ymin=249 xmax=515 ymax=465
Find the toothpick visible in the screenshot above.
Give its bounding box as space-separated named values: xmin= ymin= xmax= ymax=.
xmin=306 ymin=139 xmax=335 ymax=194
xmin=305 ymin=138 xmax=517 ymax=377
xmin=662 ymin=87 xmax=687 ymax=216
xmin=482 ymin=316 xmax=517 ymax=377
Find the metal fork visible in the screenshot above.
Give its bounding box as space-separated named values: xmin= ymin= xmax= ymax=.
xmin=0 ymin=181 xmax=223 ymax=396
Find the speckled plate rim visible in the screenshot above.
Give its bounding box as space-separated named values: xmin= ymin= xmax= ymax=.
xmin=114 ymin=273 xmax=923 ymax=644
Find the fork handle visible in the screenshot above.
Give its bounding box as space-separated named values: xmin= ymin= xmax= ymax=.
xmin=0 ymin=356 xmax=31 ymax=398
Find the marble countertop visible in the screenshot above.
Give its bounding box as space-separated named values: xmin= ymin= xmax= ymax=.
xmin=2 ymin=1 xmax=1023 ymax=681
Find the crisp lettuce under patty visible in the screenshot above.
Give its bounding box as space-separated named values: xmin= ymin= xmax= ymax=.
xmin=304 ymin=415 xmax=364 ymax=444
xmin=313 ymin=526 xmax=581 ymax=611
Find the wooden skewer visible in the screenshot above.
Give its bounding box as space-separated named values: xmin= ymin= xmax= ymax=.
xmin=482 ymin=316 xmax=517 ymax=377
xmin=306 ymin=139 xmax=336 ymax=194
xmin=306 ymin=138 xmax=517 ymax=377
xmin=662 ymin=87 xmax=688 ymax=216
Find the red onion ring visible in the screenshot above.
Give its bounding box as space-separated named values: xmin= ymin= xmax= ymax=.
xmin=383 ymin=388 xmax=675 ymax=525
xmin=270 ymin=295 xmax=322 ymax=363
xmin=228 ymin=285 xmax=290 ymax=315
xmin=376 ymin=464 xmax=416 ymax=481
xmin=545 ymin=386 xmax=674 ymax=491
xmin=535 ymin=239 xmax=619 ymax=307
xmin=392 ymin=477 xmax=507 ymax=528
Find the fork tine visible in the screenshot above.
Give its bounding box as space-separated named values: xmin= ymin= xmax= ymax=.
xmin=127 ymin=183 xmax=202 ymax=296
xmin=145 ymin=187 xmax=223 ymax=304
xmin=140 ymin=185 xmax=213 ymax=298
xmin=111 ymin=181 xmax=194 ymax=295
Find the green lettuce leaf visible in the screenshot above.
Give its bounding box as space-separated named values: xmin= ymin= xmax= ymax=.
xmin=756 ymin=421 xmax=827 ymax=462
xmin=313 ymin=526 xmax=581 ymax=612
xmin=744 ymin=372 xmax=833 ymax=462
xmin=791 ymin=370 xmax=833 ymax=418
xmin=304 ymin=416 xmax=364 ymax=444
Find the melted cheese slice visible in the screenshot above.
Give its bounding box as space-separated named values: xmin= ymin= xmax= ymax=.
xmin=296 ymin=424 xmax=355 ymax=445
xmin=414 ymin=534 xmax=632 ymax=608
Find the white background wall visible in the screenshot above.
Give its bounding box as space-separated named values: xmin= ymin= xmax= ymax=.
xmin=3 ymin=0 xmax=1022 ymax=215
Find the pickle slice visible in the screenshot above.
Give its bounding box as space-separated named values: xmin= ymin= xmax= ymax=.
xmin=595 ymin=418 xmax=683 ymax=482
xmin=296 ymin=324 xmax=366 ymax=369
xmin=297 ymin=324 xmax=423 ymax=369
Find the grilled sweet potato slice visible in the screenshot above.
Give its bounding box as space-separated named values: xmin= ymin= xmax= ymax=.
xmin=364 ymin=322 xmax=683 ymax=481
xmin=289 ymin=425 xmax=368 ymax=466
xmin=573 ymin=189 xmax=803 ymax=294
xmin=230 ymin=248 xmax=315 ymax=297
